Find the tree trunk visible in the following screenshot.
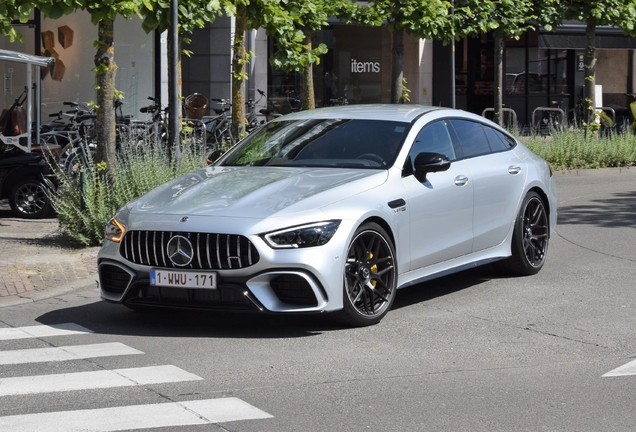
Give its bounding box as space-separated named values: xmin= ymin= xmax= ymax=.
xmin=584 ymin=19 xmax=597 ymax=127
xmin=493 ymin=30 xmax=504 ymax=126
xmin=390 ymin=27 xmax=404 ymax=104
xmin=231 ymin=5 xmax=247 ymax=140
xmin=302 ymin=31 xmax=315 ymax=110
xmin=94 ymin=19 xmax=116 ymax=168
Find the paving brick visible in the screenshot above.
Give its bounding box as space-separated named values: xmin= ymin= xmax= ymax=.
xmin=0 ymin=203 xmax=100 ymax=304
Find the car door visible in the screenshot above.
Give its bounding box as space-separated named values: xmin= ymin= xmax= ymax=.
xmin=402 ymin=119 xmax=474 ymax=271
xmin=448 ymin=119 xmax=527 ymax=252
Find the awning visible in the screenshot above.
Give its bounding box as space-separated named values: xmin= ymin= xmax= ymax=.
xmin=540 ymin=33 xmax=636 ymax=49
xmin=0 ymin=49 xmax=55 ymax=67
xmin=539 ymin=21 xmax=636 ymax=50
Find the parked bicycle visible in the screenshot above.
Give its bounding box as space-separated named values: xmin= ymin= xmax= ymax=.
xmin=204 ymin=98 xmax=234 ymax=147
xmin=245 ymin=90 xmax=268 ymax=133
xmin=38 ymin=102 xmax=97 ymax=176
xmin=117 ymin=96 xmax=170 ymax=153
xmin=532 ymin=100 xmax=565 ymax=137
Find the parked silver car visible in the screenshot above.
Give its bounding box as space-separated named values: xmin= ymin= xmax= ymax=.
xmin=98 ymin=105 xmax=557 ymax=326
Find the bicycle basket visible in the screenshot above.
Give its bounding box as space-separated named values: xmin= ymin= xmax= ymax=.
xmin=185 ymin=93 xmax=209 ymax=119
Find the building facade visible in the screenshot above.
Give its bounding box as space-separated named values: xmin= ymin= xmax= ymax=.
xmin=3 ymin=13 xmax=636 ymax=131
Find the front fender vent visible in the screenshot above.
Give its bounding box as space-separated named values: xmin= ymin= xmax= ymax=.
xmin=120 ymin=230 xmax=260 ymax=270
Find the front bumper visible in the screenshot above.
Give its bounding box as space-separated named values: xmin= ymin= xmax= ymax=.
xmin=97 ymin=219 xmax=356 ymax=314
xmin=99 ymin=259 xmax=329 ymax=313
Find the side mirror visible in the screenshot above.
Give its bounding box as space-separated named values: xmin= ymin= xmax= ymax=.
xmin=414 ymin=152 xmax=451 ymax=182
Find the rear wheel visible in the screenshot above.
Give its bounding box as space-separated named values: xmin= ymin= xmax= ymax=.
xmin=335 ymin=222 xmax=397 ymax=327
xmin=501 ymin=191 xmax=549 ymax=275
xmin=59 ymin=142 xmax=96 ymax=176
xmin=9 ymin=177 xmax=53 ymax=219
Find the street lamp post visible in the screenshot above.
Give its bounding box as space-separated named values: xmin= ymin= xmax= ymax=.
xmin=169 ymin=0 xmax=181 ymax=161
xmin=450 ymin=0 xmax=455 ymax=109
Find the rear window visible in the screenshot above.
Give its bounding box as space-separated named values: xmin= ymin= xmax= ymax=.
xmin=449 ymin=120 xmax=491 ymax=158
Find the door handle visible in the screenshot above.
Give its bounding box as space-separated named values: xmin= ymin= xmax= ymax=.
xmin=454 ymin=175 xmax=468 ymax=186
xmin=508 ymin=165 xmax=521 ymax=175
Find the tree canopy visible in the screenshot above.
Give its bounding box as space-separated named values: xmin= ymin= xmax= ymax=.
xmin=560 ymin=0 xmax=636 ymax=126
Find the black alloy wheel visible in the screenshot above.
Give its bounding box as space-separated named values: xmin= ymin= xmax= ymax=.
xmin=9 ymin=177 xmax=53 ymax=219
xmin=337 ymin=222 xmax=397 ymax=326
xmin=503 ymin=191 xmax=549 ymax=275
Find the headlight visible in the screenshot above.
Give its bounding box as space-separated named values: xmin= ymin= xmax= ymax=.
xmin=262 ymin=220 xmax=341 ymax=249
xmin=105 ymin=217 xmax=126 ymax=243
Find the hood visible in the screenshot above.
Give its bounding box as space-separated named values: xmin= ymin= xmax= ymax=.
xmin=128 ymin=166 xmax=387 ymax=218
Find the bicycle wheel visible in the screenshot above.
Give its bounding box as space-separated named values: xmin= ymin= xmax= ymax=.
xmin=59 ymin=141 xmax=96 ymax=175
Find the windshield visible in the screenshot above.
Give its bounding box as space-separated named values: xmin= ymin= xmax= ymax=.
xmin=219 ymin=119 xmax=409 ymax=168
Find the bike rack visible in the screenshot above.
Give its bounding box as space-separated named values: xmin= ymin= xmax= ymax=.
xmin=597 ymin=106 xmax=616 ymax=124
xmin=0 ymin=49 xmax=56 ymax=152
xmin=597 ymin=106 xmax=617 ymax=135
xmin=531 ymin=107 xmax=565 ymax=134
xmin=481 ymin=107 xmax=518 ymax=129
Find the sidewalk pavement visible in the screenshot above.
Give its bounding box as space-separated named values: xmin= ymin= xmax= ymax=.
xmin=0 ymin=200 xmax=100 ymax=308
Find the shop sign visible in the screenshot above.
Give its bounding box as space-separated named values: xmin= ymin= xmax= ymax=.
xmin=351 ymin=58 xmax=381 ymax=73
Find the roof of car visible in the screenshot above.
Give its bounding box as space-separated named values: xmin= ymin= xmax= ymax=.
xmin=276 ymin=104 xmax=445 ymax=123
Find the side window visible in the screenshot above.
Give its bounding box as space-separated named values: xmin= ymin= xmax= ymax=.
xmin=449 ymin=120 xmax=491 ymax=158
xmin=483 ymin=126 xmax=512 ymax=152
xmin=408 ymin=121 xmax=456 ymax=172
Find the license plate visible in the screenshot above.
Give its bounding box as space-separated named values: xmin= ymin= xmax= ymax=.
xmin=150 ymin=269 xmax=217 ymax=289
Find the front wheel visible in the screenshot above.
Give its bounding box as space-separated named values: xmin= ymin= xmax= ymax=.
xmin=9 ymin=177 xmax=53 ymax=219
xmin=501 ymin=191 xmax=549 ymax=275
xmin=335 ymin=222 xmax=397 ymax=327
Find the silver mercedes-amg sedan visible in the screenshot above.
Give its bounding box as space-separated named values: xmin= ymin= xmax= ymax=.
xmin=98 ymin=105 xmax=557 ymax=326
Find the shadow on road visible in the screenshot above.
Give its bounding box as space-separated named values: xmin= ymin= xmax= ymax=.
xmin=34 ymin=265 xmax=502 ymax=339
xmin=558 ymin=190 xmax=636 ymax=228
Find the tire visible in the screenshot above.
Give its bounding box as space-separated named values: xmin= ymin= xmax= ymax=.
xmin=335 ymin=222 xmax=397 ymax=326
xmin=9 ymin=177 xmax=53 ymax=219
xmin=501 ymin=191 xmax=549 ymax=275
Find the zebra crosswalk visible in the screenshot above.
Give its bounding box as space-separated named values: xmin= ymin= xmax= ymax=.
xmin=0 ymin=397 xmax=273 ymax=432
xmin=0 ymin=323 xmax=273 ymax=431
xmin=0 ymin=342 xmax=143 ymax=365
xmin=0 ymin=365 xmax=202 ymax=396
xmin=0 ymin=322 xmax=93 ymax=340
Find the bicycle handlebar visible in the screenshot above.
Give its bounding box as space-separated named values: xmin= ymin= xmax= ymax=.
xmin=213 ymin=107 xmax=230 ymax=115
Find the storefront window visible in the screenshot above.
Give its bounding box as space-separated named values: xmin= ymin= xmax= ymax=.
xmin=267 ymin=24 xmax=391 ymax=108
xmin=551 ymin=50 xmax=568 ymax=94
xmin=475 ymin=34 xmax=494 ymax=96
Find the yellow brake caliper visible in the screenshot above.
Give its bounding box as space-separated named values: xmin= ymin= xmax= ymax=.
xmin=368 ymin=252 xmax=377 ymax=287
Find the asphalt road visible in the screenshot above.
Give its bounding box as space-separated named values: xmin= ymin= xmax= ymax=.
xmin=1 ymin=167 xmax=635 ymax=431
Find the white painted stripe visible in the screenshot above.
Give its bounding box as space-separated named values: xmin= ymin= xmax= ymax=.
xmin=0 ymin=365 xmax=202 ymax=396
xmin=0 ymin=343 xmax=143 ymax=365
xmin=0 ymin=323 xmax=93 ymax=341
xmin=603 ymin=358 xmax=636 ymax=377
xmin=0 ymin=397 xmax=273 ymax=431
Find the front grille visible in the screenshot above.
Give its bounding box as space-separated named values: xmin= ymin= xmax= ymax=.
xmin=120 ymin=230 xmax=260 ymax=270
xmin=100 ymin=264 xmax=132 ymax=294
xmin=119 ymin=231 xmax=260 ymax=270
xmin=270 ymin=274 xmax=318 ymax=306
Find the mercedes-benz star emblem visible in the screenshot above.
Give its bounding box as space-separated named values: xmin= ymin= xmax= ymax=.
xmin=166 ymin=235 xmax=194 ymax=267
